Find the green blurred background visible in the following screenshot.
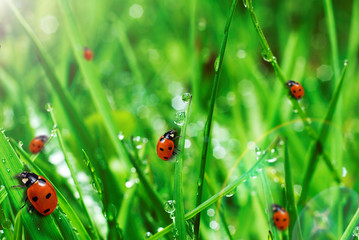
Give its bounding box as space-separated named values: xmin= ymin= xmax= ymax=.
xmin=0 ymin=0 xmax=358 ymax=239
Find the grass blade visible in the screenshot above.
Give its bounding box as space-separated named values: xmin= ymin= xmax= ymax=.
xmin=149 ymin=137 xmax=281 ymax=240
xmin=9 ymin=137 xmax=90 ymax=239
xmin=0 ymin=185 xmax=8 ymax=204
xmin=283 ymin=138 xmax=303 ymax=240
xmin=194 ymin=1 xmax=238 ymax=238
xmin=299 ymin=62 xmax=348 ymax=205
xmin=47 ymin=104 xmax=100 ymax=239
xmin=340 ymin=207 xmax=359 ymax=240
xmin=13 ymin=211 xmax=22 ymax=240
xmin=0 ymin=131 xmax=63 ymax=239
xmin=174 ymin=95 xmax=193 ymax=239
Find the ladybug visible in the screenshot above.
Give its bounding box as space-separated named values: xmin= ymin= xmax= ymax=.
xmin=272 ymin=204 xmax=290 ymax=231
xmin=29 ymin=135 xmax=48 ymax=154
xmin=18 ymin=172 xmax=58 ymax=216
xmin=84 ymin=47 xmax=93 ymax=61
xmin=156 ymin=130 xmax=177 ymax=161
xmin=287 ymin=80 xmax=304 ymax=99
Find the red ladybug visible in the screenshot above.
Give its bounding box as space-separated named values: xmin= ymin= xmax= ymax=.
xmin=84 ymin=47 xmax=93 ymax=61
xmin=29 ymin=135 xmax=48 ymax=154
xmin=287 ymin=80 xmax=304 ymax=99
xmin=156 ymin=130 xmax=177 ymax=161
xmin=18 ymin=172 xmax=58 ymax=216
xmin=272 ymin=204 xmax=290 ymax=231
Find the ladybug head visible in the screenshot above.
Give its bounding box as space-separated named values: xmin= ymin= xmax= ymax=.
xmin=272 ymin=204 xmax=284 ymax=213
xmin=35 ymin=135 xmax=48 ymax=143
xmin=163 ymin=130 xmax=177 ymax=140
xmin=17 ymin=172 xmax=39 ymax=187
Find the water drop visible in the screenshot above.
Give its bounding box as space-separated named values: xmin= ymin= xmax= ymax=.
xmin=182 ymin=93 xmax=192 ymax=102
xmin=207 ymin=208 xmax=215 ymax=217
xmin=209 ymin=220 xmax=220 ymax=231
xmin=37 ymin=227 xmax=40 ymax=231
xmin=107 ymin=204 xmax=117 ymax=221
xmin=174 ymin=112 xmax=185 ymax=126
xmin=164 ymin=200 xmax=176 ymax=213
xmin=2 ymin=159 xmax=5 ymax=164
xmin=271 ymin=56 xmax=277 ymax=63
xmin=242 ymin=0 xmax=247 ymax=8
xmin=1 ymin=128 xmax=5 ymax=134
xmin=344 ymin=59 xmax=348 ymax=66
xmin=261 ymin=49 xmax=270 ymax=62
xmin=45 ymin=103 xmax=53 ymax=112
xmin=118 ymin=132 xmax=124 ymax=140
xmin=145 ymin=232 xmax=152 ymax=238
xmin=251 ymin=174 xmax=257 ymax=179
xmin=157 ymin=227 xmax=164 ymax=232
xmin=125 ymin=179 xmax=135 ymax=188
xmin=214 ymin=56 xmax=220 ymax=72
xmin=225 ymin=189 xmax=236 ymax=197
xmin=353 ymin=226 xmax=359 ymax=237
xmin=18 ymin=141 xmax=23 ymax=147
xmin=2 ymin=219 xmax=11 ymax=229
xmin=6 ymin=168 xmax=10 ymax=173
xmin=342 ymin=167 xmax=348 ymax=177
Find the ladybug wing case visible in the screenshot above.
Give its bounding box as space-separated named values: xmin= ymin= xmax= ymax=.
xmin=27 ymin=176 xmax=58 ymax=215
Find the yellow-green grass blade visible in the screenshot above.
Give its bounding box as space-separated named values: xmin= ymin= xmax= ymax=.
xmin=13 ymin=211 xmax=22 ymax=240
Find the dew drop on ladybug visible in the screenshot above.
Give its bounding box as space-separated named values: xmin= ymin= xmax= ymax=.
xmin=286 ymin=80 xmax=304 ymax=99
xmin=272 ymin=204 xmax=290 ymax=231
xmin=18 ymin=172 xmax=58 ymax=216
xmin=29 ymin=135 xmax=48 ymax=154
xmin=84 ymin=47 xmax=93 ymax=61
xmin=156 ymin=130 xmax=177 ymax=161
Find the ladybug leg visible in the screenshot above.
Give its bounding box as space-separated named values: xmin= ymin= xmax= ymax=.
xmin=173 ymin=146 xmax=181 ymax=156
xmin=20 ymin=196 xmax=28 ymax=209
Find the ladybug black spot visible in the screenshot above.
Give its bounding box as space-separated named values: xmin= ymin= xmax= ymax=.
xmin=275 ymin=218 xmax=279 ymax=222
xmin=168 ymin=147 xmax=172 ymax=150
xmin=293 ymin=90 xmax=296 ymax=93
xmin=283 ymin=218 xmax=287 ymax=221
xmin=43 ymin=209 xmax=50 ymax=214
xmin=280 ymin=226 xmax=284 ymax=230
xmin=46 ymin=193 xmax=51 ymax=199
xmin=299 ymin=89 xmax=302 ymax=91
xmin=32 ymin=197 xmax=38 ymax=202
xmin=164 ymin=157 xmax=169 ymax=159
xmin=160 ymin=148 xmax=164 ymax=151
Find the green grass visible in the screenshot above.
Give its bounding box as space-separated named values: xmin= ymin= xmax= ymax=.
xmin=0 ymin=0 xmax=358 ymax=239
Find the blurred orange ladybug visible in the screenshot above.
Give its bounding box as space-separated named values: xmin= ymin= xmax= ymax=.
xmin=84 ymin=47 xmax=93 ymax=61
xmin=18 ymin=172 xmax=57 ymax=216
xmin=287 ymin=80 xmax=304 ymax=99
xmin=156 ymin=130 xmax=177 ymax=161
xmin=29 ymin=135 xmax=48 ymax=154
xmin=272 ymin=204 xmax=290 ymax=231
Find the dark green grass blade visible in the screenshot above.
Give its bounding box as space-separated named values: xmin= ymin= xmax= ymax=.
xmin=149 ymin=137 xmax=281 ymax=240
xmin=13 ymin=211 xmax=22 ymax=240
xmin=0 ymin=187 xmax=13 ymax=240
xmin=194 ymin=1 xmax=238 ymax=238
xmin=283 ymin=138 xmax=303 ymax=240
xmin=299 ymin=62 xmax=348 ymax=205
xmin=82 ymin=150 xmax=104 ymax=201
xmin=174 ymin=96 xmax=192 ymax=239
xmin=9 ymin=138 xmax=90 ymax=239
xmin=0 ymin=131 xmax=63 ymax=239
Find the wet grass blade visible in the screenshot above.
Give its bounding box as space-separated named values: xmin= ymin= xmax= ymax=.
xmin=82 ymin=150 xmax=104 ymax=201
xmin=283 ymin=138 xmax=303 ymax=240
xmin=174 ymin=95 xmax=193 ymax=239
xmin=9 ymin=138 xmax=90 ymax=240
xmin=148 ymin=137 xmax=280 ymax=240
xmin=194 ymin=1 xmax=238 ymax=238
xmin=340 ymin=207 xmax=359 ymax=240
xmin=13 ymin=211 xmax=22 ymax=240
xmin=47 ymin=104 xmax=100 ymax=239
xmin=0 ymin=131 xmax=64 ymax=239
xmin=299 ymin=62 xmax=348 ymax=205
